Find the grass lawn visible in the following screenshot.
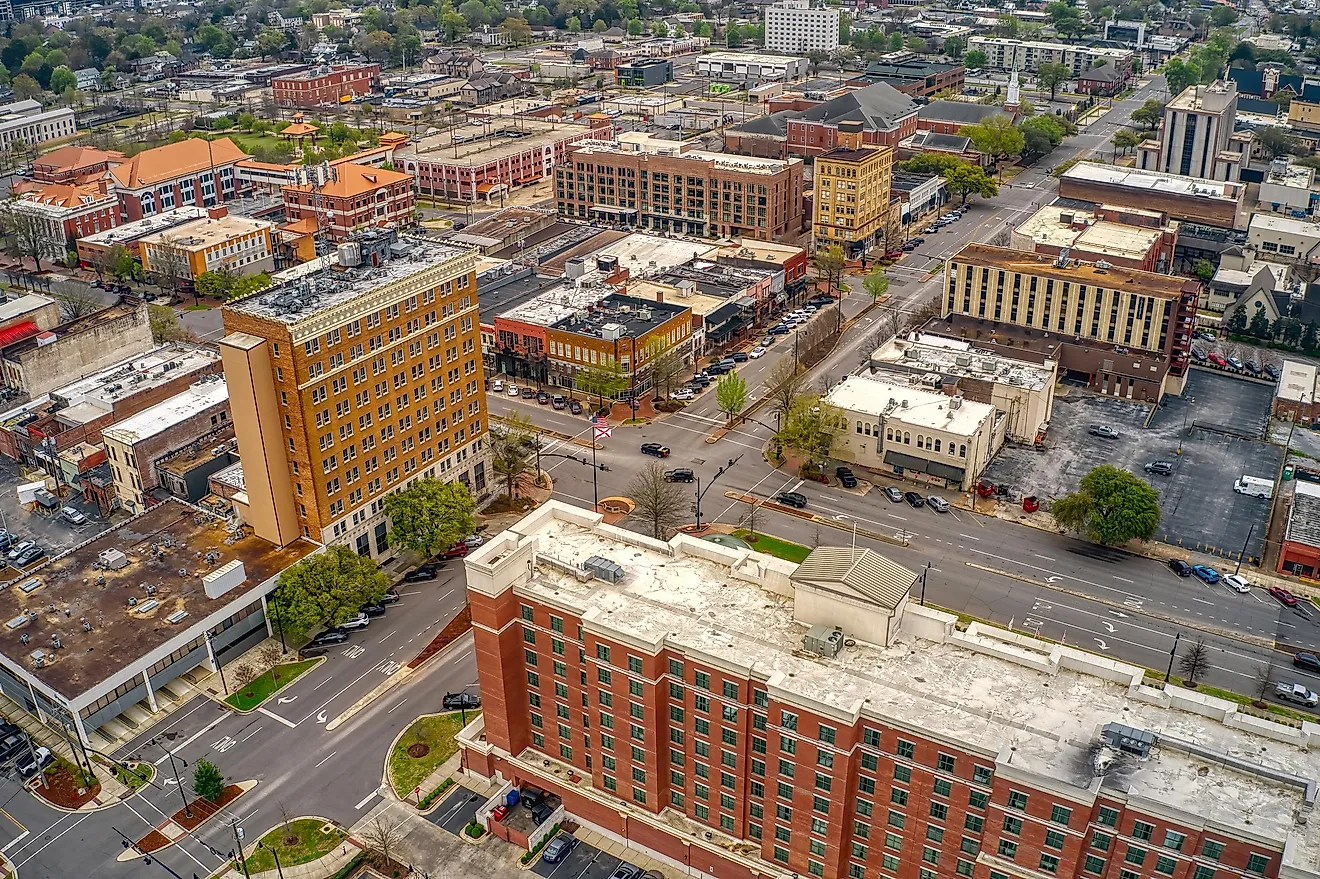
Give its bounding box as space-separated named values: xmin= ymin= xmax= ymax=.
xmin=732 ymin=530 xmax=813 ymax=564
xmin=243 ymin=819 xmax=347 ymax=874
xmin=225 ymin=659 xmax=319 ymax=711
xmin=388 ymin=711 xmax=475 ymax=798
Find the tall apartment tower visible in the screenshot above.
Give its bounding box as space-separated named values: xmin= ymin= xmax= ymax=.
xmin=219 ymin=230 xmax=489 ymax=556
xmin=1136 ymin=81 xmax=1242 ymax=182
xmin=764 ymin=0 xmax=840 ymax=53
xmin=813 ymin=120 xmax=894 ymax=258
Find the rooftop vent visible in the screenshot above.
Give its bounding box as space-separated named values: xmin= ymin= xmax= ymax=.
xmin=583 ymin=555 xmax=624 ymax=584
xmin=804 ymin=625 xmax=844 ymax=658
xmin=98 ymin=548 xmax=128 ymax=570
xmin=17 ymin=578 xmax=41 ymax=594
xmin=1100 ymin=722 xmax=1155 ymax=758
xmin=133 ymin=598 xmax=160 ymax=615
xmin=166 ymin=610 xmax=190 ymax=624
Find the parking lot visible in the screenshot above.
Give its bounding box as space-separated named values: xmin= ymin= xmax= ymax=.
xmin=981 ymin=370 xmax=1281 ymax=561
xmin=531 ymin=836 xmax=628 ymax=879
xmin=427 ymin=785 xmax=484 ymax=835
xmin=0 ymin=459 xmax=111 ymax=575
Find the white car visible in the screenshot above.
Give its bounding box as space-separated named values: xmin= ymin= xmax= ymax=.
xmin=1223 ymin=573 xmax=1252 ymax=594
xmin=492 ymin=379 xmax=504 ymax=393
xmin=507 ymin=385 xmax=520 ymax=396
xmin=464 ymin=534 xmax=486 ymax=548
xmin=671 ymin=388 xmax=695 ymax=401
xmin=749 ymin=347 xmax=767 ymax=359
xmin=339 ymin=611 xmax=370 ymax=630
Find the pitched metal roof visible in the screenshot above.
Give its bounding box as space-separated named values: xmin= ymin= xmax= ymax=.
xmin=790 ymin=547 xmax=916 ymax=611
xmin=733 ymin=83 xmax=918 ymax=139
xmin=918 ymin=100 xmax=1007 ymax=125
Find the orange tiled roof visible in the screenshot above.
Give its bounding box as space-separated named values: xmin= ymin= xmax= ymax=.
xmin=236 ymin=158 xmax=297 ymax=172
xmin=109 ymin=137 xmax=250 ymax=189
xmin=33 ymin=145 xmax=125 ymax=172
xmin=23 ymin=182 xmax=112 ymax=209
xmin=283 ymin=161 xmax=412 ymax=199
xmin=280 ymin=122 xmax=320 ymax=137
xmin=280 ymin=216 xmax=320 ymax=234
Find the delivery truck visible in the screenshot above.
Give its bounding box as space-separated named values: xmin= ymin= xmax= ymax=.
xmin=1233 ymin=475 xmax=1274 ymax=499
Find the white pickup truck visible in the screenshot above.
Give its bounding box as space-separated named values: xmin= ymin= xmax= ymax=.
xmin=1276 ymin=682 xmax=1320 ymax=707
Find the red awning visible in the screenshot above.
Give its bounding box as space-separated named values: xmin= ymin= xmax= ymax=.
xmin=0 ymin=321 xmax=40 ymax=348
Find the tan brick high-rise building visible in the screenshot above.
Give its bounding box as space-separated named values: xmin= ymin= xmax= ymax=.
xmin=219 ymin=230 xmax=489 ymax=556
xmin=813 ymin=120 xmax=894 ymax=258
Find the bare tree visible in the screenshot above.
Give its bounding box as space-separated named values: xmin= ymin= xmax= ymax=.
xmin=258 ymin=642 xmax=284 ymax=677
xmin=148 ymin=235 xmax=194 ymax=303
xmin=0 ymin=197 xmax=51 ymax=272
xmin=645 ymin=337 xmax=687 ymax=400
xmin=52 ymin=287 xmax=104 ymax=322
xmin=1253 ymin=663 xmax=1276 ymax=705
xmin=361 ymin=816 xmax=405 ymax=869
xmin=629 ymin=462 xmax=688 ymax=539
xmin=765 ymin=359 xmax=805 ymax=425
xmin=230 ymin=662 xmax=258 ymax=698
xmin=1178 ymin=638 xmax=1210 ymax=686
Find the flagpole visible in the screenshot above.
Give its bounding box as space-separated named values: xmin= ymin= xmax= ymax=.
xmin=592 ymin=437 xmax=599 ymax=510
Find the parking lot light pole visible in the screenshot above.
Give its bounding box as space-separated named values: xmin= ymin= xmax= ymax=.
xmin=1235 ymin=523 xmax=1256 ymax=576
xmin=260 ymin=843 xmax=287 ymax=879
xmin=204 ymin=631 xmax=228 ymax=695
xmin=144 ymin=738 xmax=191 ymax=819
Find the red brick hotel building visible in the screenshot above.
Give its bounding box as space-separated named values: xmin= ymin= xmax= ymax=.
xmin=459 ymin=502 xmax=1311 ymax=879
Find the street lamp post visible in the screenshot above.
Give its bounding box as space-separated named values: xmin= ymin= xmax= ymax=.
xmin=204 ymin=631 xmax=229 ymax=695
xmin=694 ymin=456 xmax=741 ymax=530
xmin=1235 ymin=523 xmax=1256 ymax=576
xmin=1164 ymin=631 xmax=1182 ymax=684
xmin=139 ymin=738 xmax=191 ymax=819
xmin=261 ymin=842 xmax=287 ymax=879
xmin=919 ymin=562 xmax=932 ymax=606
xmin=232 ymin=819 xmax=251 ymax=879
xmin=114 ymin=827 xmax=187 ymax=879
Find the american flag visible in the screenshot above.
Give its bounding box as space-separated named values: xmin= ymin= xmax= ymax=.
xmin=591 ymin=415 xmax=612 ymax=440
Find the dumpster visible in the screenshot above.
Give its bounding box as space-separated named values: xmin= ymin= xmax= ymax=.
xmin=506 ymin=788 xmax=520 ymax=807
xmin=1023 ymin=495 xmax=1040 ymax=513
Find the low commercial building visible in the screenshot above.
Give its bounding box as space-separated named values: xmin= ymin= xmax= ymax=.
xmin=281 ymin=162 xmax=415 ymax=242
xmin=917 ymin=100 xmax=1012 ymax=136
xmin=1246 ymin=213 xmax=1320 ymax=266
xmin=1274 ymin=359 xmax=1319 ymax=425
xmin=445 ymin=207 xmax=558 ymax=255
xmin=156 ymin=432 xmax=238 ymax=505
xmin=545 ymin=293 xmax=693 ymax=395
xmin=1202 ymin=245 xmax=1293 ymax=325
xmin=1009 ymin=204 xmax=1178 ymax=274
xmin=1279 ymin=480 xmax=1320 ymax=576
xmin=867 ymin=332 xmax=1057 ymax=444
xmin=826 ymin=373 xmax=1003 ymax=490
xmin=890 ymin=172 xmax=947 ymax=227
xmin=0 ymin=99 xmax=76 ymax=152
xmin=139 ymin=211 xmax=276 ymax=281
xmin=1258 ymin=158 xmax=1320 ymax=217
xmin=941 ymin=243 xmax=1198 ymax=399
xmin=0 ymin=497 xmax=317 ymax=748
xmin=695 ymin=51 xmax=809 ymax=85
xmin=75 ymin=207 xmax=210 ymax=269
xmin=966 ymin=37 xmax=1134 ymax=78
xmin=813 ymin=121 xmax=895 ymax=257
xmin=101 ymin=376 xmax=230 ymax=513
xmin=12 ymin=183 xmax=119 ymax=262
xmin=616 ymin=58 xmax=673 ymax=88
xmin=1057 ymin=162 xmax=1246 ymax=231
xmin=1 ymin=302 xmax=156 ymax=397
xmin=725 ymin=82 xmax=918 ymax=158
xmin=271 ymin=63 xmax=379 ymax=108
xmin=712 ymin=238 xmax=809 ymax=301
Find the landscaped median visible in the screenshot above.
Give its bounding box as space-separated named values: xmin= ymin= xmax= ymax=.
xmin=731 ymin=529 xmax=812 ymax=563
xmin=387 ymin=710 xmax=475 ymax=801
xmin=240 ymin=817 xmax=349 ymax=875
xmin=225 ymin=657 xmax=321 ymax=711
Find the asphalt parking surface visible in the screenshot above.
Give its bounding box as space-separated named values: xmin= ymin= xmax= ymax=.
xmin=531 ymin=837 xmax=626 ymax=879
xmin=427 ymin=784 xmax=484 ymax=835
xmin=981 ymin=374 xmax=1281 ymax=561
xmin=0 ymin=460 xmax=110 ymax=570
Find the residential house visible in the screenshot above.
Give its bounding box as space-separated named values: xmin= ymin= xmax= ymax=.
xmin=457 ymin=71 xmax=529 ymax=107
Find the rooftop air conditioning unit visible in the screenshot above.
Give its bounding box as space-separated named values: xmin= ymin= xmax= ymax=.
xmin=98 ymin=549 xmax=129 ymax=570
xmin=1100 ymin=722 xmax=1155 ymax=758
xmin=583 ymin=555 xmax=624 ymax=584
xmin=804 ymin=625 xmax=844 ymax=658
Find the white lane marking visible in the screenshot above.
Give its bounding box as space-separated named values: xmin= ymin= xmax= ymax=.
xmin=257 ymin=706 xmax=298 ymax=729
xmin=1033 ymin=554 xmax=1055 ymax=561
xmin=387 ymin=698 xmax=408 ymax=714
xmin=15 ymin=814 xmax=90 ymax=869
xmin=1191 ymin=597 xmax=1214 ymax=605
xmin=1113 ymin=576 xmax=1134 ymax=584
xmin=239 ymin=726 xmax=264 ymax=743
xmin=314 ymin=751 xmax=338 ymax=768
xmin=960 ymin=534 xmax=980 ymax=542
xmin=354 ymin=791 xmax=379 ymax=810
xmin=378 ymin=631 xmax=395 ymax=644
xmin=1 ymin=831 xmax=29 ymax=853
xmin=155 ymin=714 xmax=226 ymax=765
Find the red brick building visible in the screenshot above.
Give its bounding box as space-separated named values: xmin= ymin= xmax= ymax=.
xmin=282 ymin=161 xmax=416 ymax=241
xmin=13 ymin=182 xmax=119 ymax=261
xmin=272 ymin=64 xmax=380 ymax=108
xmin=109 ymin=137 xmax=252 ymax=222
xmin=29 ymin=145 xmax=126 ymax=185
xmin=460 ymin=502 xmax=1299 ymax=879
xmin=1279 ymin=479 xmax=1320 ymax=576
xmin=726 ymin=83 xmax=918 ymax=159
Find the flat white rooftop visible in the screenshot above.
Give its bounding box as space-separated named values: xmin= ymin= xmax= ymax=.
xmin=825 ymin=373 xmax=994 ymax=435
xmin=102 ymin=377 xmax=228 ymax=445
xmin=590 ymin=232 xmax=718 ymax=274
xmin=1061 ymin=163 xmax=1241 ymax=199
xmin=870 ymin=332 xmax=1054 ymax=392
xmin=1278 ymin=359 xmax=1317 ymax=403
xmin=1014 ymin=206 xmax=1162 ymax=260
xmin=0 ymin=294 xmax=55 ymax=324
xmin=699 ymin=51 xmax=806 ymax=65
xmin=78 ymin=207 xmax=210 ymax=247
xmin=50 ymin=345 xmax=222 ymax=424
xmin=1249 ymin=212 xmax=1320 ymax=238
xmin=471 ymin=502 xmax=1320 ymax=871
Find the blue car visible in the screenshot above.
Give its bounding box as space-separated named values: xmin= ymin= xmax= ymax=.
xmin=1192 ymin=564 xmax=1221 ymax=584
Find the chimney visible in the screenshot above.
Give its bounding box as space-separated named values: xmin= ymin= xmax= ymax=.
xmin=836 ymin=120 xmax=864 ymax=151
xmin=655 ymin=288 xmax=663 ymax=303
xmin=207 ymin=206 xmax=229 ymax=220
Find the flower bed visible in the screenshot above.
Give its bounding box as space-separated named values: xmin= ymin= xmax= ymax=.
xmin=137 ymin=784 xmax=246 ymax=853
xmin=33 ymin=760 xmax=100 ymax=809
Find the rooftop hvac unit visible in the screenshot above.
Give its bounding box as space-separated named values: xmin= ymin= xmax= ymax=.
xmin=133 ymin=598 xmax=160 ymax=615
xmin=949 ymin=396 xmax=963 ymax=410
xmin=98 ymin=549 xmax=129 ymax=570
xmin=1100 ymin=722 xmax=1155 ymax=758
xmin=600 ymin=322 xmax=624 ymax=341
xmin=903 ymin=348 xmax=920 ymax=359
xmin=583 ymin=555 xmax=624 ymax=583
xmin=921 ymin=373 xmax=939 ymax=388
xmin=18 ymin=578 xmax=42 ymax=594
xmin=804 ymin=625 xmax=844 ymax=658
xmin=30 ymin=649 xmax=46 ymax=669
xmin=166 ymin=610 xmax=190 ymax=624
xmin=980 ymin=358 xmax=997 ymax=372
xmin=338 ymin=242 xmax=362 ymax=267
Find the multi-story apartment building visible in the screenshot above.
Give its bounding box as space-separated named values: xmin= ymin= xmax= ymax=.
xmin=813 ymin=121 xmax=894 ymax=257
xmin=555 ymin=142 xmax=805 ymax=241
xmin=1135 ymin=82 xmax=1243 ymax=183
xmin=12 ymin=182 xmax=119 ymax=261
xmin=108 ymin=137 xmax=252 ymax=222
xmin=966 ymin=37 xmax=1134 ymax=78
xmin=764 ymin=0 xmax=840 ymax=53
xmin=219 ymin=229 xmax=488 ymax=556
xmin=941 ymin=243 xmax=1197 ymax=399
xmin=282 ymin=162 xmax=416 ymax=242
xmin=271 ymin=63 xmax=379 ymax=108
xmin=459 ymin=500 xmax=1315 ymax=879
xmin=140 ymin=210 xmax=276 ymax=281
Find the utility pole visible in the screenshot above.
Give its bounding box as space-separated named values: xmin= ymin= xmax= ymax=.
xmin=1235 ymin=523 xmax=1255 ymax=575
xmin=114 ymin=827 xmax=187 ymax=879
xmin=919 ymin=561 xmax=931 ymax=606
xmin=1165 ymin=632 xmax=1182 ymax=684
xmin=232 ymin=819 xmax=251 ymax=879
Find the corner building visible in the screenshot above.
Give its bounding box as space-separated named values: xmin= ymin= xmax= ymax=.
xmin=459 ymin=502 xmax=1310 ymax=879
xmin=219 ymin=231 xmax=488 ymax=556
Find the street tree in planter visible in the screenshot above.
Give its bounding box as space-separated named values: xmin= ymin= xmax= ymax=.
xmin=576 ymin=359 xmax=628 ymax=413
xmin=812 ymin=245 xmax=846 ymax=297
xmin=192 ymin=758 xmax=225 ymax=803
xmin=270 ymin=545 xmax=390 ymax=638
xmin=629 ymin=462 xmax=688 ymax=539
xmin=385 ymin=478 xmax=476 ymax=558
xmin=1052 ymin=465 xmax=1160 ymax=546
xmin=716 ymin=372 xmax=747 ymax=423
xmin=777 ymin=394 xmax=843 ymax=472
xmin=1178 ymin=637 xmax=1210 ymax=686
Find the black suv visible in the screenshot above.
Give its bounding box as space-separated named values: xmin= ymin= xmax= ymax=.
xmin=664 ymin=469 xmax=695 ymax=483
xmin=904 ymin=491 xmax=926 ymax=508
xmin=640 ymin=443 xmax=671 ymax=458
xmin=836 ymin=466 xmax=858 ymax=488
xmin=775 ymin=491 xmax=808 ymax=509
xmin=403 ymin=564 xmax=440 ymax=583
xmin=1169 ymin=559 xmax=1192 ymax=577
xmin=1295 ymin=652 xmax=1320 ymax=674
xmin=1144 ymin=461 xmax=1174 ymax=476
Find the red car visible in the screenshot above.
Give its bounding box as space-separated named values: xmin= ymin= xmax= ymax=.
xmin=1208 ymin=353 xmax=1227 ymax=367
xmin=440 ymin=543 xmax=470 ymax=560
xmin=491 ymin=804 xmax=508 ymax=822
xmin=1268 ymin=586 xmax=1299 ymax=607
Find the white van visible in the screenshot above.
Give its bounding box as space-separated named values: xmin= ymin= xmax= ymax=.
xmin=1233 ymin=475 xmax=1274 ymax=499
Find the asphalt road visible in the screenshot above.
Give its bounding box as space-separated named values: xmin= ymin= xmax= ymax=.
xmin=4 ymin=569 xmax=475 ymax=879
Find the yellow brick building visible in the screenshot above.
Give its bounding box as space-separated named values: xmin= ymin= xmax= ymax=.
xmin=140 ymin=209 xmax=276 ymax=281
xmin=812 ymin=120 xmax=894 ymax=257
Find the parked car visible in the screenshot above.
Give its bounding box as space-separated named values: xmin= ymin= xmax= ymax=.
xmin=836 ymin=466 xmax=857 ymax=488
xmin=404 ymin=564 xmax=440 ymax=583
xmin=1295 ymin=652 xmax=1320 ymax=674
xmin=507 ymin=385 xmax=520 ymax=396
xmin=359 ymin=603 xmax=386 ymax=617
xmin=339 ymin=611 xmax=370 ymax=630
xmin=521 ymin=387 xmax=536 ymax=399
xmin=640 ymin=443 xmax=671 ymax=458
xmin=59 ymin=506 xmax=87 ymax=526
xmin=443 ymin=692 xmax=482 ymax=710
xmin=491 ymin=379 xmax=504 ymax=393
xmin=808 ymin=296 xmax=834 ymax=306
xmin=1169 ymin=559 xmax=1193 ymax=577
xmin=535 ymin=391 xmax=550 ymax=404
xmin=441 ymin=542 xmax=470 ymax=559
xmin=706 ymin=362 xmax=730 ymax=375
xmin=1088 ymin=425 xmax=1119 ymax=439
xmin=749 ymin=346 xmax=767 ymax=359
xmin=15 ymin=746 xmax=51 ymax=781
xmin=775 ymin=491 xmax=808 ymax=509
xmin=927 ymin=495 xmax=950 ymax=513
xmin=1223 ymin=573 xmax=1252 ymax=594
xmin=379 ymin=589 xmax=401 ymax=605
xmin=542 ymin=834 xmax=577 ymax=864
xmin=1143 ymin=461 xmax=1174 ymax=476
xmin=12 ymin=546 xmax=44 ymax=567
xmin=569 ymin=400 xmax=583 ymax=415
xmin=1275 ymin=682 xmax=1319 ymax=707
xmin=609 ymin=863 xmax=642 ymax=879
xmin=1209 ymin=353 xmax=1227 ymax=367
xmin=904 ymin=491 xmax=926 ymax=508
xmin=1265 ymin=364 xmax=1281 ymax=380
xmin=551 ymin=395 xmax=567 ymax=410
xmin=1191 ymin=564 xmax=1221 ymax=584
xmin=670 ymin=389 xmax=695 ymax=401
xmin=309 ymin=628 xmax=350 ymax=646
xmin=464 ymin=534 xmax=485 ymax=548
xmin=664 ymin=468 xmax=695 ymax=483
xmin=1269 ymin=586 xmax=1300 ymax=607
xmin=0 ymin=531 xmax=17 ymax=552
xmin=731 ymin=352 xmax=749 ymax=363
xmin=1245 ymin=361 xmax=1262 ymax=375
xmin=1190 ymin=348 xmax=1208 ymax=362
xmin=0 ymin=733 xmax=28 ymax=765
xmin=7 ymin=541 xmax=34 ymax=561
xmin=770 ymin=325 xmax=790 ymax=335
xmin=1227 ymin=357 xmax=1244 ymax=370
xmin=884 ymin=486 xmax=904 ymax=503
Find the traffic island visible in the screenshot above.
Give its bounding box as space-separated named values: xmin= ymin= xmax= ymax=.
xmin=240 ymin=818 xmax=350 ymax=875
xmin=30 ymin=757 xmax=100 ymax=810
xmin=387 ymin=711 xmax=475 ymax=800
xmin=224 ymin=657 xmax=322 ymax=711
xmin=731 ymin=530 xmax=813 ymax=563
xmin=124 ymin=780 xmax=256 ymax=858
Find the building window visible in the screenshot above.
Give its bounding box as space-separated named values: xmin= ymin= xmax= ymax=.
xmin=1050 ymin=805 xmax=1072 ymax=826
xmin=1007 ymin=791 xmax=1028 ymax=810
xmin=1040 ymin=855 xmax=1060 ymax=874
xmin=1132 ymin=821 xmax=1154 ymax=841
xmin=1085 ymin=857 xmax=1106 ymax=875
xmin=1246 ymin=854 xmax=1270 ymax=875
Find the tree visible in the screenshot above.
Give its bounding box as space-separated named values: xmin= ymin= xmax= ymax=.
xmin=1210 ymin=4 xmax=1237 ymax=27
xmin=960 ymin=115 xmax=1025 ymax=169
xmin=806 ymin=48 xmax=830 ymax=75
xmin=777 ymin=394 xmax=842 ymax=466
xmin=49 ymin=66 xmax=77 ymax=95
xmin=502 ymin=16 xmax=533 ymax=44
xmin=1051 ymin=465 xmax=1160 ymax=546
xmin=1227 ymin=306 xmax=1248 ymax=335
xmin=644 ymin=337 xmax=686 ymax=399
xmin=888 ymin=31 xmax=905 ymax=51
xmin=384 ymin=478 xmax=475 ymax=559
xmin=964 ymin=49 xmax=988 ymax=69
xmin=149 ymin=235 xmax=193 ymax=302
xmin=576 ymin=359 xmax=628 ymax=411
xmin=257 ymin=27 xmax=287 ymax=59
xmin=149 ymin=305 xmax=186 ymax=344
xmin=1163 ymin=58 xmax=1200 ymax=97
xmin=490 ymin=416 xmax=535 ymax=501
xmin=1112 ymin=127 xmax=1141 ymax=156
xmin=1193 ymin=259 xmax=1215 ymax=281
xmin=716 ymin=372 xmax=747 ymax=423
xmin=813 ymin=245 xmax=846 ymax=296
xmin=195 ymin=270 xmax=231 ymax=300
xmin=1036 ymin=62 xmax=1071 ymax=100
xmin=11 ymin=74 xmax=40 ymax=102
xmin=52 ymin=287 xmax=102 ymax=321
xmin=944 ymin=163 xmax=999 ymax=205
xmin=899 ymin=153 xmax=966 ymax=175
xmin=1305 ymin=321 xmax=1319 ymax=351
xmin=863 ymin=268 xmax=890 ymax=304
xmin=271 ymin=545 xmax=390 ymax=637
xmin=1178 ymin=637 xmax=1210 ymax=685
xmin=192 ymin=758 xmax=225 ymax=803
xmin=1020 ymin=116 xmax=1066 ymax=158
xmin=1253 ymin=663 xmax=1276 ymax=705
xmin=1249 ymin=304 xmax=1272 ymax=339
xmin=1258 ymin=126 xmax=1301 ymax=159
xmin=230 ymin=662 xmax=258 ymax=699
xmin=362 ymin=817 xmax=405 ymax=869
xmin=765 ymin=359 xmax=805 ymax=425
xmin=1130 ymin=98 xmax=1164 ymax=130
xmin=944 ymin=35 xmax=965 ymax=58
xmin=629 ymin=462 xmax=687 ymax=539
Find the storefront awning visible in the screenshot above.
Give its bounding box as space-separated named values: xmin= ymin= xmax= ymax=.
xmin=927 ymin=460 xmax=966 ymax=483
xmin=588 ymin=205 xmax=638 ymax=215
xmin=883 ymin=449 xmax=966 ymax=484
xmin=884 ymin=450 xmax=928 ymax=472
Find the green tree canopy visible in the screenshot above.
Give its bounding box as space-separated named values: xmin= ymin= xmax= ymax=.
xmin=576 ymin=359 xmax=628 ymax=409
xmin=385 ymin=478 xmax=475 ymax=558
xmin=944 ymin=35 xmax=964 ymax=58
xmin=1163 ymin=57 xmax=1200 ymax=96
xmin=192 ymin=758 xmax=225 ymax=803
xmin=48 ymin=65 xmax=77 ymax=95
xmin=964 ymin=49 xmax=988 ymax=68
xmin=960 ymin=115 xmax=1025 ymax=166
xmin=1130 ymin=98 xmax=1164 ymax=129
xmin=813 ymin=245 xmax=846 ymax=296
xmin=777 ymin=395 xmax=842 ymax=465
xmin=944 ymin=162 xmax=998 ymax=205
xmin=863 ymin=269 xmax=890 ymax=304
xmin=1112 ymin=127 xmax=1141 ymax=155
xmin=716 ymin=372 xmax=747 ymax=422
xmin=272 ymin=545 xmax=389 ymax=636
xmin=1036 ymin=62 xmax=1071 ymax=100
xmin=1051 ymin=465 xmax=1160 ymax=545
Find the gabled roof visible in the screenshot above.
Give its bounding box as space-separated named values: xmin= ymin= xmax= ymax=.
xmin=1227 ymin=67 xmax=1264 ymax=96
xmin=109 ymin=137 xmax=249 ymax=190
xmin=1238 ymin=96 xmax=1281 ymax=116
xmin=918 ymin=100 xmax=1008 ymax=125
xmin=790 ymin=547 xmax=917 ymax=612
xmin=33 ymin=145 xmax=124 ymax=172
xmin=284 ymin=161 xmax=411 ymax=199
xmin=1079 ymin=63 xmax=1124 ymax=83
xmin=22 ymin=182 xmax=111 ymax=209
xmin=796 ymin=82 xmax=918 ymax=131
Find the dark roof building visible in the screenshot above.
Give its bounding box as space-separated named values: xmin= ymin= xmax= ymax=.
xmin=917 ymin=100 xmax=1013 ymax=135
xmin=852 ymin=59 xmax=965 ymax=98
xmin=725 ymin=82 xmax=919 ymax=157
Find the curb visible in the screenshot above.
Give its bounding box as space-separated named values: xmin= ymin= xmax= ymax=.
xmin=221 ymin=655 xmax=326 ymax=716
xmin=2 ymin=850 xmax=15 ymax=879
xmin=722 ymin=491 xmax=910 ymax=548
xmin=325 ymin=626 xmax=474 ymax=732
xmin=380 ymin=709 xmax=468 ymax=801
xmin=491 ymin=414 xmax=599 ymax=450
xmin=232 ymin=814 xmax=356 ymax=877
xmin=119 ymin=779 xmax=258 ymax=861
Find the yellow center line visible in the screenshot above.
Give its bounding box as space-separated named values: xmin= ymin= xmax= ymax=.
xmin=0 ymin=806 xmax=26 ymax=833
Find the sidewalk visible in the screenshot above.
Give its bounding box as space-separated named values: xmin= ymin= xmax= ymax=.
xmin=0 ymin=689 xmax=132 ymax=809
xmin=215 ymin=839 xmax=364 ymax=879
